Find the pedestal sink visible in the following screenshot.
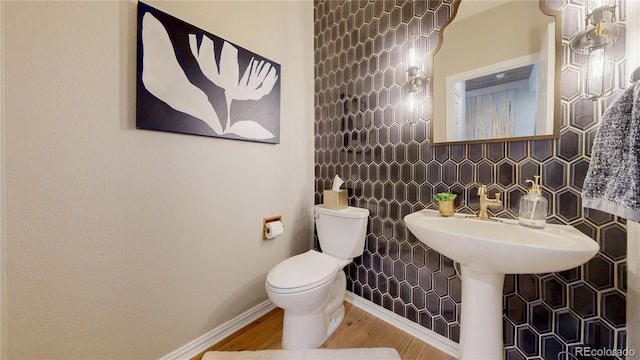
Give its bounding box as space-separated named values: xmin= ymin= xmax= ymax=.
xmin=404 ymin=209 xmax=599 ymax=360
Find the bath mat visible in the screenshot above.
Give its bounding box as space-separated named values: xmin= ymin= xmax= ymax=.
xmin=201 ymin=347 xmax=401 ymax=360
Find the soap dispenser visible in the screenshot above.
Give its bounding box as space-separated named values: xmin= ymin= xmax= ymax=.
xmin=518 ymin=176 xmax=547 ymax=229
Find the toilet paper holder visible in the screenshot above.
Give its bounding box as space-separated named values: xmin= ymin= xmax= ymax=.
xmin=263 ymin=215 xmax=283 ymax=240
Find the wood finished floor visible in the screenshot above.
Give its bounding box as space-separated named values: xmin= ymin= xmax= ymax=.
xmin=193 ymin=301 xmax=456 ymax=360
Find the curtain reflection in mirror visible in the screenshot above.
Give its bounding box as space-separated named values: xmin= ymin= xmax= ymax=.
xmin=465 ymin=90 xmax=515 ymax=140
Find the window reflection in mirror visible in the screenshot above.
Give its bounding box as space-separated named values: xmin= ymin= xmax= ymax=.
xmin=431 ymin=0 xmax=560 ymax=145
xmin=447 ymin=51 xmax=553 ymax=141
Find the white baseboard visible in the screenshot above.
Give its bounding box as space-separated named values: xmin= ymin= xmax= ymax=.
xmin=160 ymin=293 xmax=460 ymax=360
xmin=345 ymin=292 xmax=460 ymax=358
xmin=159 ymin=300 xmax=276 ymax=360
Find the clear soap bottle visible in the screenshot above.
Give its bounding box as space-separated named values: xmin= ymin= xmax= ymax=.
xmin=518 ymin=176 xmax=547 ymax=229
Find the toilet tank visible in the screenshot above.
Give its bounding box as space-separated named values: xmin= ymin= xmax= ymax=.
xmin=314 ymin=205 xmax=369 ymax=260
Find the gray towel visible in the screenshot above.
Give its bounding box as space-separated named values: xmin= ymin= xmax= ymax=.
xmin=582 ymin=81 xmax=640 ymax=221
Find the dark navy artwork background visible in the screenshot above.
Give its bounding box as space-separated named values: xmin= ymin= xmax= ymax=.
xmin=136 ymin=2 xmax=281 ymax=144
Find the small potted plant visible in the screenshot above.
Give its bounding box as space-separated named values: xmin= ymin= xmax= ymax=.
xmin=434 ymin=192 xmax=457 ymax=217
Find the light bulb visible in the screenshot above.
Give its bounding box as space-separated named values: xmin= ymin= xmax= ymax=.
xmin=580 ymin=44 xmax=613 ymax=99
xmin=408 ymin=47 xmax=417 ymax=69
xmin=405 ymin=91 xmax=420 ymax=125
xmin=588 ymin=47 xmax=605 ymax=80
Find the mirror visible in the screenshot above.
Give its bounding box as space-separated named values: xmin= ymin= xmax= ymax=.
xmin=430 ymin=0 xmax=561 ymax=145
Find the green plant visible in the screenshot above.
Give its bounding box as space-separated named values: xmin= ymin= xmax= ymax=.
xmin=434 ymin=192 xmax=457 ymax=202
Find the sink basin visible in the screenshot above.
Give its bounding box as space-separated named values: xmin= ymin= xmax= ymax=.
xmin=404 ymin=209 xmax=599 ymax=274
xmin=404 ymin=209 xmax=599 ymax=360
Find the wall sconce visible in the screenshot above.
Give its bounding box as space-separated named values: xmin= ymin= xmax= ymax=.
xmin=404 ymin=35 xmax=428 ymax=125
xmin=569 ymin=0 xmax=620 ymax=100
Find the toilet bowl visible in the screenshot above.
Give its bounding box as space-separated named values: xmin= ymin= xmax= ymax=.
xmin=266 ymin=250 xmax=349 ymax=349
xmin=265 ymin=205 xmax=369 ymax=349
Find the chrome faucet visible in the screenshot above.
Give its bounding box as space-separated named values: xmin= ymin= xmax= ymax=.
xmin=477 ymin=185 xmax=501 ymax=220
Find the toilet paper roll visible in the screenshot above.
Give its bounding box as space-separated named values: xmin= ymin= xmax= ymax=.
xmin=265 ymin=221 xmax=284 ymax=239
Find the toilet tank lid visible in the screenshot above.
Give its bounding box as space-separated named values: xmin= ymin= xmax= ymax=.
xmin=314 ymin=205 xmax=369 ymax=219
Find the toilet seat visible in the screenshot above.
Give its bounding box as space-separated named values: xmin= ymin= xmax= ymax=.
xmin=266 ymin=250 xmax=338 ymax=294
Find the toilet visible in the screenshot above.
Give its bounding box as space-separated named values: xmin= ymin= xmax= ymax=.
xmin=265 ymin=204 xmax=369 ymax=349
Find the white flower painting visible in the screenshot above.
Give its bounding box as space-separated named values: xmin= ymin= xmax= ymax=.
xmin=136 ymin=3 xmax=281 ymax=143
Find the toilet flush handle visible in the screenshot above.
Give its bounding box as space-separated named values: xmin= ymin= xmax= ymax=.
xmin=314 ymin=212 xmax=320 ymax=220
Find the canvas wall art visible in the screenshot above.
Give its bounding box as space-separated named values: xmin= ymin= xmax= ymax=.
xmin=136 ymin=2 xmax=281 ymax=144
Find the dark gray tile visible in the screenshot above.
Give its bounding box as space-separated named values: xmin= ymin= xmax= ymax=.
xmin=477 ymin=160 xmax=494 ymax=185
xmin=585 ymin=318 xmax=615 ymax=349
xmin=531 ymin=140 xmax=554 ymax=162
xmin=383 ymin=294 xmax=393 ymax=312
xmin=558 ymin=129 xmax=582 ymax=162
xmin=505 ymin=347 xmax=527 ymax=360
xmin=530 ymin=302 xmax=553 ymax=334
xmin=442 ymin=297 xmax=456 ymax=322
xmin=442 ymin=161 xmax=456 ymax=185
xmin=506 ymin=295 xmax=527 ymax=325
xmin=488 ymin=143 xmax=506 ymax=163
xmin=498 ymin=161 xmax=515 ymax=187
xmin=435 ymin=146 xmax=449 ymax=164
xmin=543 ymin=159 xmax=567 ymax=190
xmin=517 ymin=274 xmax=540 ymax=302
xmin=555 ymin=310 xmax=581 ymax=343
xmin=434 ymin=316 xmax=448 ymax=337
xmin=507 ymin=141 xmax=527 ymax=162
xmin=449 ymin=323 xmax=460 ymax=343
xmin=517 ymin=327 xmax=539 ymax=356
xmin=570 ymin=99 xmax=598 ymax=130
xmin=542 ymin=276 xmax=566 ymax=309
xmin=450 ymin=144 xmax=465 ymax=162
xmin=418 ymin=267 xmax=432 ymax=292
xmin=585 ymin=255 xmax=615 ymax=290
xmin=556 ymin=189 xmax=581 ymax=222
xmin=541 ymin=334 xmax=565 ymax=360
xmin=558 ymin=266 xmax=582 ymax=284
xmin=434 ymin=272 xmax=448 ymax=297
xmin=414 ymin=161 xmax=427 ymax=183
xmin=601 ymin=223 xmax=627 ymax=261
xmin=585 ymin=207 xmax=614 ymax=226
xmin=618 ymin=262 xmax=627 ymax=293
xmin=400 ymin=281 xmax=412 ymax=303
xmin=468 ymin=143 xmax=484 ymax=162
xmin=449 ymin=276 xmax=461 ymax=303
xmin=504 ymin=319 xmax=515 ymax=346
xmin=601 ymin=291 xmax=626 ymax=328
xmin=504 ymin=274 xmax=516 ymax=295
xmin=570 ymin=283 xmax=597 ymax=318
xmin=617 ymin=330 xmax=627 ymax=353
xmin=459 ymin=161 xmax=474 ymax=184
xmin=426 ymin=291 xmax=440 ymax=315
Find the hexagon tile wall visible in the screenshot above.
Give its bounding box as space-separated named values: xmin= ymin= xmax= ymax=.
xmin=314 ymin=0 xmax=628 ymax=359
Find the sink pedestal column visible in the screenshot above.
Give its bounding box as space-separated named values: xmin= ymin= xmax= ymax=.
xmin=459 ymin=265 xmax=505 ymax=360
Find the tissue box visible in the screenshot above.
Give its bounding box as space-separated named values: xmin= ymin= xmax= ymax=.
xmin=323 ymin=190 xmax=348 ymax=210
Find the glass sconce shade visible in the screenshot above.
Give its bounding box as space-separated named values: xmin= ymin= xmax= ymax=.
xmin=578 ymin=43 xmax=615 ymax=100
xmin=404 ymin=35 xmax=427 ymax=125
xmin=569 ymin=1 xmax=619 ymax=100
xmin=404 ymin=84 xmax=426 ymax=125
